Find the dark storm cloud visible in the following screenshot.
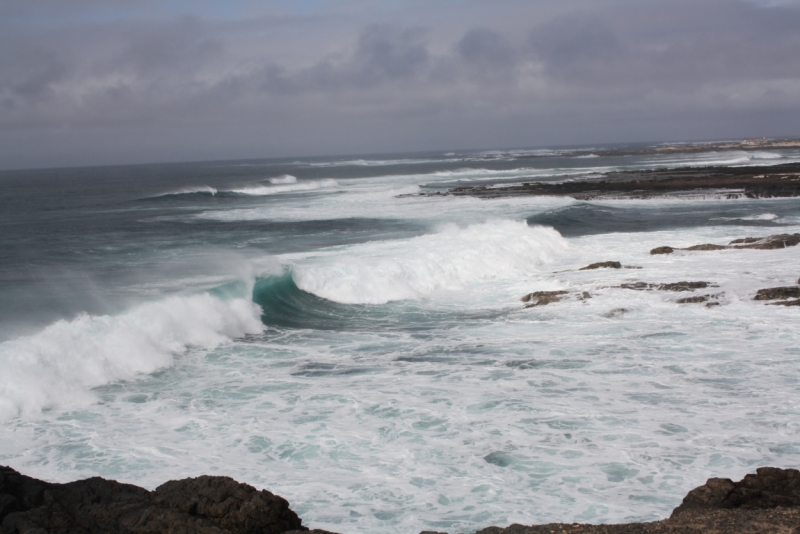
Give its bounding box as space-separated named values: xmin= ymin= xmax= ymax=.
xmin=1 ymin=0 xmax=799 ymax=169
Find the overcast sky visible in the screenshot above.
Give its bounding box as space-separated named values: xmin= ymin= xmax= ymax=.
xmin=2 ymin=0 xmax=800 ymax=169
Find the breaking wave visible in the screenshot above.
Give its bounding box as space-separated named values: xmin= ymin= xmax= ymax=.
xmin=229 ymin=179 xmax=338 ymax=196
xmin=269 ymin=175 xmax=298 ymax=184
xmin=0 ymin=292 xmax=263 ymax=421
xmin=291 ymin=220 xmax=568 ymax=304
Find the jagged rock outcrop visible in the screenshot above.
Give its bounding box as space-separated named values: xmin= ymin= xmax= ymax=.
xmin=521 ymin=290 xmax=590 ymax=308
xmin=650 ymin=246 xmax=674 ymax=255
xmin=753 ymin=287 xmax=800 ymax=301
xmin=650 ymin=233 xmax=800 ymax=254
xmin=676 ymin=294 xmax=722 ymax=306
xmin=620 ymin=281 xmax=711 ymax=292
xmin=0 ymin=466 xmax=305 ymax=534
xmin=753 ymin=286 xmax=800 ymax=307
xmin=5 ymin=466 xmax=800 ymax=534
xmin=438 ymin=468 xmax=800 ymax=534
xmin=580 ymin=261 xmax=622 ymax=270
xmin=671 ymin=467 xmax=800 ymax=516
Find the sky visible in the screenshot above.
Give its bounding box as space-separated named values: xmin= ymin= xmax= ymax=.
xmin=1 ymin=0 xmax=800 ymax=169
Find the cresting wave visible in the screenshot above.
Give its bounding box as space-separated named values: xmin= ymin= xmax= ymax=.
xmin=290 ymin=220 xmax=568 ymax=304
xmin=152 ymin=186 xmax=218 ymax=198
xmin=268 ymin=175 xmax=297 ymax=184
xmin=0 ymin=293 xmax=263 ymax=421
xmin=229 ymin=179 xmax=338 ymax=196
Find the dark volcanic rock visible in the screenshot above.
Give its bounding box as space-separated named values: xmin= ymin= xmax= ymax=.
xmin=650 ymin=246 xmax=674 ymax=255
xmin=731 ymin=233 xmax=800 ymax=250
xmin=684 ymin=243 xmax=728 ymax=251
xmin=676 ymin=295 xmax=712 ymax=304
xmin=437 ymin=162 xmax=800 ymax=200
xmin=659 ymin=281 xmax=710 ymax=291
xmin=580 ymin=261 xmax=622 ymax=270
xmin=650 ymin=233 xmax=800 ymax=256
xmin=521 ymin=290 xmax=568 ymax=307
xmin=753 ymin=287 xmax=800 ymax=301
xmin=0 ymin=465 xmax=305 ymax=534
xmin=621 ymin=281 xmax=710 ymax=292
xmin=771 ymin=299 xmax=800 ymax=306
xmin=672 ymin=467 xmax=800 ymax=516
xmin=454 ymin=468 xmax=800 ymax=534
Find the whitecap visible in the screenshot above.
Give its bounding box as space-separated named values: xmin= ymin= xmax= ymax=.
xmin=228 ymin=179 xmax=338 ymax=196
xmin=268 ymin=175 xmax=298 ymax=184
xmin=0 ymin=292 xmax=263 ymax=421
xmin=291 ymin=220 xmax=568 ymax=304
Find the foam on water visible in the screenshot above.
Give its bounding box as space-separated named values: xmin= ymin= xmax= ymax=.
xmin=154 ymin=185 xmax=218 ymax=197
xmin=0 ymin=292 xmax=263 ymax=421
xmin=290 ymin=220 xmax=568 ymax=304
xmin=229 ymin=179 xmax=338 ymax=195
xmin=3 ymin=148 xmax=800 ymax=534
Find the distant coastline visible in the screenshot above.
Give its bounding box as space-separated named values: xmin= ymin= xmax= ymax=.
xmin=423 ymin=147 xmax=800 ymax=201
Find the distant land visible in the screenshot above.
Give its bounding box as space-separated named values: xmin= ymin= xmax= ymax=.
xmin=426 ymin=138 xmax=800 ymax=200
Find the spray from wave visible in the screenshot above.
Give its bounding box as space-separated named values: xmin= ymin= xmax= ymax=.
xmin=229 ymin=179 xmax=338 ymax=196
xmin=291 ymin=220 xmax=567 ymax=304
xmin=269 ymin=175 xmax=298 ymax=184
xmin=0 ymin=292 xmax=263 ymax=421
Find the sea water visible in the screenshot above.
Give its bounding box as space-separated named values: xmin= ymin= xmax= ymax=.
xmin=1 ymin=145 xmax=800 ymax=533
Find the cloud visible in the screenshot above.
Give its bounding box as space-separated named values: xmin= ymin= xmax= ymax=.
xmin=1 ymin=0 xmax=800 ymax=169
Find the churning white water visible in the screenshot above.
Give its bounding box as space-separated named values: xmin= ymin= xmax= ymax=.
xmin=1 ymin=147 xmax=799 ymax=533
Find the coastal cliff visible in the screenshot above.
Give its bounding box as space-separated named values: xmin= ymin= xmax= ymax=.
xmin=3 ymin=466 xmax=800 ymax=533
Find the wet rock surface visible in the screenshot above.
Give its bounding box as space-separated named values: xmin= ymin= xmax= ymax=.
xmin=579 ymin=261 xmax=622 ymax=270
xmin=620 ymin=281 xmax=711 ymax=292
xmin=649 ymin=246 xmax=674 ymax=255
xmin=0 ymin=466 xmax=305 ymax=534
xmin=5 ymin=466 xmax=800 ymax=534
xmin=443 ymin=468 xmax=800 ymax=534
xmin=521 ymin=291 xmax=591 ymax=308
xmin=521 ymin=290 xmax=569 ymax=307
xmin=676 ymin=294 xmax=722 ymax=306
xmin=753 ymin=287 xmax=800 ymax=301
xmin=650 ymin=233 xmax=800 ymax=254
xmin=434 ymin=162 xmax=800 ymax=200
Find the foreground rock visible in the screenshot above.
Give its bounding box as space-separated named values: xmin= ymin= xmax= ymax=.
xmin=650 ymin=233 xmax=800 ymax=254
xmin=5 ymin=466 xmax=800 ymax=534
xmin=444 ymin=468 xmax=800 ymax=534
xmin=0 ymin=466 xmax=305 ymax=534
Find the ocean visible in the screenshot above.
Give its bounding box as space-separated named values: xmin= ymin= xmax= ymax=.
xmin=1 ymin=144 xmax=800 ymax=533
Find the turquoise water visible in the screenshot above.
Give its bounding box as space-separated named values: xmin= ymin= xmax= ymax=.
xmin=1 ymin=145 xmax=800 ymax=532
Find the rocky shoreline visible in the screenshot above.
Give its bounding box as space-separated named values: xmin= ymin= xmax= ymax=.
xmin=517 ymin=233 xmax=800 ymax=310
xmin=428 ymin=162 xmax=800 ymax=200
xmin=4 ymin=465 xmax=800 ymax=533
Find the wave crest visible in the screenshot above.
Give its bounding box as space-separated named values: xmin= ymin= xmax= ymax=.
xmin=291 ymin=220 xmax=567 ymax=304
xmin=230 ymin=179 xmax=338 ymax=196
xmin=0 ymin=293 xmax=263 ymax=421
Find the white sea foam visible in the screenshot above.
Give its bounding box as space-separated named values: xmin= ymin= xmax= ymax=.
xmin=0 ymin=293 xmax=263 ymax=421
xmin=713 ymin=213 xmax=779 ymax=221
xmin=291 ymin=220 xmax=568 ymax=304
xmin=155 ymin=186 xmax=217 ymax=197
xmin=268 ymin=175 xmax=298 ymax=184
xmin=228 ymin=179 xmax=338 ymax=196
xmin=7 ymin=149 xmax=800 ymax=534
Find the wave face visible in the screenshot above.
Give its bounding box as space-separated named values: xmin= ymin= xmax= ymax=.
xmin=0 ymin=293 xmax=263 ymax=421
xmin=291 ymin=220 xmax=568 ymax=304
xmin=229 ymin=179 xmax=337 ymax=196
xmin=4 ymin=146 xmax=800 ymax=534
xmin=269 ymin=175 xmax=298 ymax=184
